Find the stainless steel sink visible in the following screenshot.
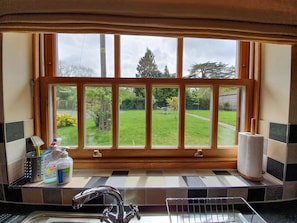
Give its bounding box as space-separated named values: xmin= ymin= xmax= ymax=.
xmin=21 ymin=211 xmax=170 ymax=223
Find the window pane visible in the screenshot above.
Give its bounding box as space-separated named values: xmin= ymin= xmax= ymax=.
xmin=54 ymin=85 xmax=78 ymax=146
xmin=119 ymin=86 xmax=146 ymax=147
xmin=218 ymin=87 xmax=240 ymax=146
xmin=185 ymin=87 xmax=211 ymax=146
xmin=57 ymin=34 xmax=114 ymax=77
xmin=121 ymin=35 xmax=177 ymax=78
xmin=183 ymin=38 xmax=237 ymax=78
xmin=152 ymin=87 xmax=179 ymax=146
xmin=85 ymin=86 xmax=112 ymax=146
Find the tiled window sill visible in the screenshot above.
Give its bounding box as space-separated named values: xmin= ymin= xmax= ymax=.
xmin=10 ymin=169 xmax=287 ymax=205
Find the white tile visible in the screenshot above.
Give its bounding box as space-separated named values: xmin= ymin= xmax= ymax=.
xmin=145 ymin=176 xmax=166 ymax=187
xmin=165 ymin=176 xmax=187 ymax=187
xmin=125 ymin=176 xmax=145 ymax=187
xmin=219 ymin=176 xmax=247 ymax=187
xmin=105 ymin=176 xmax=127 ymax=188
xmin=200 ymin=176 xmax=224 ymax=187
xmin=6 ymin=138 xmax=26 ymax=164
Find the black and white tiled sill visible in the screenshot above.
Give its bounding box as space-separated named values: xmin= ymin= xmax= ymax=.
xmin=16 ymin=169 xmax=284 ymax=205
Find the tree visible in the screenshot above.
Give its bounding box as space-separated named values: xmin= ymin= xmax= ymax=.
xmin=58 ymin=61 xmax=96 ymax=77
xmin=85 ymin=87 xmax=112 ymax=131
xmin=135 ymin=48 xmax=161 ymax=97
xmin=152 ymin=66 xmax=178 ymax=107
xmin=136 ymin=48 xmax=161 ymax=78
xmin=162 ymin=65 xmax=171 ymax=78
xmin=187 ymin=61 xmax=235 ymax=79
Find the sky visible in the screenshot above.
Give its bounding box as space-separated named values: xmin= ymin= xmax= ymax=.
xmin=57 ymin=34 xmax=237 ymax=77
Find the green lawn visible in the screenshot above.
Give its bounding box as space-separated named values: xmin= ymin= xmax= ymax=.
xmin=57 ymin=109 xmax=237 ymax=146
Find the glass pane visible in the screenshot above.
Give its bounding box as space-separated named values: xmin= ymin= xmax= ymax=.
xmin=119 ymin=86 xmax=146 ymax=147
xmin=218 ymin=87 xmax=240 ymax=146
xmin=152 ymin=87 xmax=179 ymax=146
xmin=85 ymin=86 xmax=112 ymax=146
xmin=54 ymin=85 xmax=78 ymax=146
xmin=57 ymin=34 xmax=114 ymax=77
xmin=183 ymin=38 xmax=237 ymax=78
xmin=121 ymin=35 xmax=177 ymax=78
xmin=185 ymin=87 xmax=211 ymax=146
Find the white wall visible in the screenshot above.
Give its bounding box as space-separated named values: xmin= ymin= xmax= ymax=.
xmin=2 ymin=33 xmax=34 ymax=183
xmin=260 ymin=43 xmax=291 ymax=123
xmin=3 ymin=33 xmax=33 ymax=122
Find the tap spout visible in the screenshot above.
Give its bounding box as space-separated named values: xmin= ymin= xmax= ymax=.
xmin=72 ymin=185 xmax=139 ymax=223
xmin=72 ymin=185 xmax=123 ymax=209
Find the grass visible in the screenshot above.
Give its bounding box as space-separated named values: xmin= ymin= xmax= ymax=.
xmin=57 ymin=109 xmax=237 ymax=146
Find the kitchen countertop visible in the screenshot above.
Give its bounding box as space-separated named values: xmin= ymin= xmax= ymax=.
xmin=0 ymin=199 xmax=297 ymax=223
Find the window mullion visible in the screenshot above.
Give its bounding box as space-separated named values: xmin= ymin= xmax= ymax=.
xmin=178 ymin=84 xmax=185 ymax=149
xmin=77 ymin=83 xmax=85 ymax=151
xmin=114 ymin=35 xmax=120 ymax=78
xmin=146 ymin=82 xmax=152 ymax=149
xmin=211 ymin=84 xmax=219 ymax=149
xmin=177 ymin=38 xmax=183 ymax=78
xmin=112 ymin=83 xmax=119 ymax=149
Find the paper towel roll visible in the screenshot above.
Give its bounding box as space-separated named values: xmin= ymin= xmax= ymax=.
xmin=237 ymin=132 xmax=264 ymax=181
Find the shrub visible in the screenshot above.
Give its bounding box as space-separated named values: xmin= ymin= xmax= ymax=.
xmin=56 ymin=113 xmax=77 ymax=127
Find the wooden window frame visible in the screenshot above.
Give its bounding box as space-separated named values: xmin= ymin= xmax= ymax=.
xmin=36 ymin=34 xmax=255 ymax=169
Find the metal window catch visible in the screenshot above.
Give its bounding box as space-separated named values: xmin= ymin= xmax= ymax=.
xmin=93 ymin=149 xmax=102 ymax=158
xmin=194 ymin=149 xmax=203 ymax=158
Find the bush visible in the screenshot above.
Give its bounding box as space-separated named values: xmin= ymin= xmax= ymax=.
xmin=56 ymin=113 xmax=77 ymax=127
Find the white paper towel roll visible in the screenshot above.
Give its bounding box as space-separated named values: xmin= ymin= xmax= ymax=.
xmin=237 ymin=132 xmax=264 ymax=181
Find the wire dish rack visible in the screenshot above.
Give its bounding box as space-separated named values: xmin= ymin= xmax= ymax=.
xmin=166 ymin=197 xmax=266 ymax=223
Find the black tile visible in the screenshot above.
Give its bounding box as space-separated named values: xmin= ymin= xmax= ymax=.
xmin=285 ymin=164 xmax=297 ymax=181
xmin=84 ymin=176 xmax=109 ymax=188
xmin=267 ymin=157 xmax=284 ymax=181
xmin=6 ymin=121 xmax=24 ymax=142
xmin=288 ymin=124 xmax=297 ymax=143
xmin=111 ymin=170 xmax=129 ymax=176
xmin=247 ymin=188 xmax=265 ymax=202
xmin=0 ymin=123 xmax=3 ymax=143
xmin=183 ymin=176 xmax=206 ymax=187
xmin=43 ymin=188 xmax=62 ymax=204
xmin=213 ymin=170 xmax=231 ymax=175
xmin=188 ymin=189 xmax=207 ymax=198
xmin=269 ymin=122 xmax=287 ymax=143
xmin=112 ymin=171 xmax=129 ymax=176
xmin=3 ymin=185 xmax=23 ymax=202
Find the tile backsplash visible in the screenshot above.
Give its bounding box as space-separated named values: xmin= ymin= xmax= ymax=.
xmin=0 ymin=120 xmax=297 ymax=205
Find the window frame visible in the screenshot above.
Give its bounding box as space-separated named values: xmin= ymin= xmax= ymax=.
xmin=36 ymin=34 xmax=255 ymax=169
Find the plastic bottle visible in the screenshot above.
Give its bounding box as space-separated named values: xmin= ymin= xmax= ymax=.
xmin=42 ymin=140 xmax=61 ymax=183
xmin=56 ymin=147 xmax=73 ymax=185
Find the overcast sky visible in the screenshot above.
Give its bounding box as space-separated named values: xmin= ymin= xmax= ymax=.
xmin=57 ymin=34 xmax=237 ymax=77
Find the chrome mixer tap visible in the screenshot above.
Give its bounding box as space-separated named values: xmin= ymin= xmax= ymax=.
xmin=72 ymin=185 xmax=140 ymax=223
